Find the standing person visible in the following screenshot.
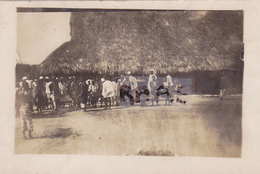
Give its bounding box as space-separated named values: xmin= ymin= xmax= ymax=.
xmin=148 ymin=75 xmax=158 ymax=105
xmin=114 ymin=76 xmax=121 ymax=106
xmin=69 ymin=76 xmax=79 ymax=109
xmin=119 ymin=75 xmax=126 ymax=102
xmin=58 ymin=77 xmax=66 ymax=97
xmin=45 ymin=76 xmax=53 ymax=109
xmin=78 ymin=79 xmax=88 ymax=111
xmin=66 ymin=76 xmax=73 ymax=98
xmin=31 ymin=79 xmax=38 ymax=111
xmin=162 ymin=78 xmax=171 ymax=105
xmin=17 ymin=76 xmax=34 ymax=139
xmin=166 ymin=74 xmax=174 ymax=102
xmin=125 ymin=71 xmax=137 ymax=105
xmin=35 ymin=76 xmax=46 ymax=113
xmin=148 ymin=69 xmax=157 ymax=86
xmin=89 ymin=79 xmax=99 ymax=108
xmin=101 ymin=78 xmax=115 ymax=109
xmin=86 ymin=79 xmax=92 ymax=107
xmin=49 ymin=76 xmax=60 ymax=110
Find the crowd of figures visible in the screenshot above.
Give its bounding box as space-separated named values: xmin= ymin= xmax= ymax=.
xmin=16 ymin=70 xmax=188 ymax=113
xmin=16 ymin=70 xmax=189 ymax=139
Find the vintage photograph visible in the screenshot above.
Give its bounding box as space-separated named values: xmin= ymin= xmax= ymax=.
xmin=15 ymin=8 xmax=243 ymax=157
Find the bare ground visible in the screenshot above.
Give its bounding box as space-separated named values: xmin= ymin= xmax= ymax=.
xmin=15 ymin=95 xmax=242 ymax=157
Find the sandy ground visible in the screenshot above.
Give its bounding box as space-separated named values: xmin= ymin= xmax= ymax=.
xmin=15 ymin=95 xmax=242 ymax=157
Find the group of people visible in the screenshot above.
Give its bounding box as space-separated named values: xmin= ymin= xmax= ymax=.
xmin=16 ymin=71 xmax=188 ymax=139
xmin=118 ymin=70 xmax=187 ymax=106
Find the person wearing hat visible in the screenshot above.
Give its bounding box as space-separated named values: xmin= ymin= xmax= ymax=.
xmin=45 ymin=76 xmax=53 ymax=109
xmin=34 ymin=76 xmax=46 ymax=113
xmin=147 ymin=69 xmax=157 ymax=88
xmin=101 ymin=78 xmax=115 ymax=109
xmin=124 ymin=71 xmax=137 ymax=105
xmin=69 ymin=76 xmax=80 ymax=109
xmin=148 ymin=74 xmax=158 ymax=105
xmin=49 ymin=76 xmax=60 ymax=110
xmin=58 ymin=77 xmax=66 ymax=97
xmin=17 ymin=76 xmax=34 ymax=139
xmin=166 ymin=74 xmax=174 ymax=102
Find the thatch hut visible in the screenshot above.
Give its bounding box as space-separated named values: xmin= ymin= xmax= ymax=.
xmin=36 ymin=10 xmax=243 ymax=94
xmin=37 ymin=10 xmax=243 ymax=75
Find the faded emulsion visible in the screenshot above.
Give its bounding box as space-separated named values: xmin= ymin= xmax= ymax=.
xmin=15 ymin=9 xmax=243 ymax=157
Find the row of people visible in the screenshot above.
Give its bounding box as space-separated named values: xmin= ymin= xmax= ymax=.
xmin=16 ymin=73 xmax=187 ymax=139
xmin=16 ymin=72 xmax=187 ymax=115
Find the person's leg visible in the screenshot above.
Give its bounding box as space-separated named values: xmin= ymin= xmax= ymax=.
xmin=20 ymin=104 xmax=27 ymax=139
xmin=166 ymin=91 xmax=170 ymax=105
xmin=104 ymin=98 xmax=108 ymax=109
xmin=109 ymin=97 xmax=112 ymax=108
xmin=220 ymin=89 xmax=223 ymax=100
xmin=25 ymin=105 xmax=33 ymax=139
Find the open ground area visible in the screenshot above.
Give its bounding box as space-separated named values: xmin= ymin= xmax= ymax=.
xmin=15 ymin=95 xmax=242 ymax=158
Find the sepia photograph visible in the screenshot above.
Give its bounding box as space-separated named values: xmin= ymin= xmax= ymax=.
xmin=15 ymin=8 xmax=243 ymax=158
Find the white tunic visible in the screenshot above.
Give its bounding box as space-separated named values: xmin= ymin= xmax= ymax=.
xmin=102 ymin=80 xmax=115 ymax=98
xmin=166 ymin=75 xmax=174 ymax=87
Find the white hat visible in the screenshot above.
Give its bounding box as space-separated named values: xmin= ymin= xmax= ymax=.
xmin=101 ymin=78 xmax=105 ymax=82
xmin=22 ymin=76 xmax=27 ymax=80
xmin=45 ymin=76 xmax=49 ymax=80
xmin=127 ymin=71 xmax=131 ymax=75
xmin=39 ymin=76 xmax=44 ymax=80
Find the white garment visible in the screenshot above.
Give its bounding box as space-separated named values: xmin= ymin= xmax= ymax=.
xmin=166 ymin=75 xmax=174 ymax=87
xmin=102 ymin=80 xmax=115 ymax=98
xmin=147 ymin=74 xmax=157 ymax=91
xmin=26 ymin=80 xmax=33 ymax=89
xmin=58 ymin=82 xmax=66 ymax=95
xmin=45 ymin=81 xmax=52 ymax=94
xmin=89 ymin=84 xmax=98 ymax=93
xmin=124 ymin=76 xmax=137 ymax=90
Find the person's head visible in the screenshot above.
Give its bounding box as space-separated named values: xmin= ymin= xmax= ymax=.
xmin=127 ymin=71 xmax=131 ymax=76
xmin=45 ymin=76 xmax=50 ymax=82
xmin=101 ymin=78 xmax=105 ymax=83
xmin=39 ymin=76 xmax=43 ymax=82
xmin=22 ymin=76 xmax=27 ymax=81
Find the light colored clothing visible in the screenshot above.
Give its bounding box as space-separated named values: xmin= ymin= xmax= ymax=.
xmin=166 ymin=75 xmax=174 ymax=87
xmin=26 ymin=80 xmax=33 ymax=89
xmin=45 ymin=81 xmax=52 ymax=94
xmin=123 ymin=76 xmax=137 ymax=90
xmin=58 ymin=82 xmax=66 ymax=95
xmin=147 ymin=74 xmax=157 ymax=91
xmin=89 ymin=84 xmax=98 ymax=93
xmin=102 ymin=80 xmax=115 ymax=98
xmin=148 ymin=74 xmax=157 ymax=84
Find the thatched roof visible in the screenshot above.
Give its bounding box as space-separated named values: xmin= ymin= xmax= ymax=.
xmin=37 ymin=10 xmax=243 ymax=76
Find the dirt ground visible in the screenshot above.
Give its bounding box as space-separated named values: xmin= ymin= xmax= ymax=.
xmin=15 ymin=95 xmax=242 ymax=158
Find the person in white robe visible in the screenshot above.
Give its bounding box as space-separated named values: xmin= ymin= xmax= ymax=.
xmin=101 ymin=78 xmax=115 ymax=109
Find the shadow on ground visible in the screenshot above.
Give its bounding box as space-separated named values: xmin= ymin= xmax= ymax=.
xmin=40 ymin=127 xmax=80 ymax=139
